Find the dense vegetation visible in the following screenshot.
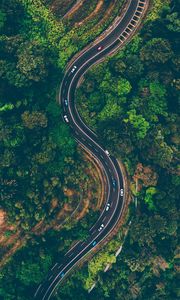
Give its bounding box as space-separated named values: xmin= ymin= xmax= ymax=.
xmin=0 ymin=0 xmax=179 ymax=300
xmin=0 ymin=1 xmax=105 ymax=296
xmin=0 ymin=0 xmax=80 ymax=233
xmin=72 ymin=1 xmax=178 ymax=299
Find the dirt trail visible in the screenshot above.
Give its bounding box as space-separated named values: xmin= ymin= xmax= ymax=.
xmin=0 ymin=149 xmax=104 ymax=267
xmin=77 ymin=0 xmax=104 ymax=25
xmin=64 ymin=0 xmax=84 ymax=19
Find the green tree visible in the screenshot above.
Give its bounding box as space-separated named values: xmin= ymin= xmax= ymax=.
xmin=51 ymin=124 xmax=75 ymax=156
xmin=21 ymin=111 xmax=48 ymax=129
xmin=140 ymin=38 xmax=173 ymax=64
xmin=149 ymin=130 xmax=174 ymax=168
xmin=144 ymin=187 xmax=157 ymax=210
xmin=124 ymin=54 xmax=144 ymax=79
xmin=98 ymin=101 xmax=122 ymax=121
xmin=166 ymin=12 xmax=180 ymax=32
xmin=0 ymin=10 xmax=6 ymax=30
xmin=17 ymin=41 xmax=48 ymax=82
xmin=124 ymin=109 xmax=150 ymax=139
xmin=117 ymin=78 xmax=132 ymax=96
xmin=16 ymin=262 xmax=42 ymax=285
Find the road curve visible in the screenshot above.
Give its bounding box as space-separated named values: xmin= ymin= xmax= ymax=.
xmin=34 ymin=1 xmax=149 ymax=299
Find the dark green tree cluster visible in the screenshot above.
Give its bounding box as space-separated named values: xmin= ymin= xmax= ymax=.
xmin=77 ymin=1 xmax=179 ymax=173
xmin=0 ymin=1 xmax=179 ymax=300
xmin=65 ymin=1 xmax=179 ymax=299
xmin=0 ymin=0 xmax=87 ymax=232
xmin=0 ymin=208 xmax=100 ymax=299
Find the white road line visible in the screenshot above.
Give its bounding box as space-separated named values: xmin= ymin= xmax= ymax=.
xmin=50 ymin=263 xmax=58 ymax=271
xmin=74 ymin=104 xmax=98 ymax=138
xmin=42 ymin=1 xmax=147 ymax=299
xmin=68 ymin=251 xmax=75 ymax=258
xmin=34 ymin=284 xmax=42 ymax=297
xmin=66 ymin=241 xmax=80 ymax=255
xmin=91 ymin=230 xmax=96 ymax=235
xmin=46 ymin=160 xmax=129 ymax=300
xmin=48 ymin=275 xmax=53 ymax=281
xmin=62 ymin=0 xmax=145 ymax=241
xmin=58 ymin=0 xmax=134 ymax=138
xmin=42 ymin=138 xmax=119 ymax=300
xmin=58 ymin=264 xmax=63 ymax=269
xmin=46 ymin=180 xmax=124 ymax=300
xmin=102 ymin=216 xmax=107 ymax=222
xmin=63 ymin=0 xmax=132 ymax=75
xmin=44 ymin=175 xmax=120 ymax=300
xmin=79 ymin=140 xmax=111 ymax=233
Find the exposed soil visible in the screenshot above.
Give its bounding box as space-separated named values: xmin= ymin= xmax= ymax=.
xmin=64 ymin=0 xmax=84 ymax=19
xmin=0 ymin=210 xmax=5 ymax=226
xmin=46 ymin=0 xmax=77 ymax=18
xmin=0 ymin=148 xmax=104 ymax=267
xmin=77 ymin=0 xmax=104 ymax=25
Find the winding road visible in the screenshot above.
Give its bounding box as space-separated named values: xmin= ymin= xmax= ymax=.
xmin=34 ymin=1 xmax=149 ymax=299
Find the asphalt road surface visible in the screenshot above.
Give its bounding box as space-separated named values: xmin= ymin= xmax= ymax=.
xmin=34 ymin=1 xmax=148 ymax=299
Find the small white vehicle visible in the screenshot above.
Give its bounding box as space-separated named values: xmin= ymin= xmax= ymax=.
xmin=112 ymin=179 xmax=116 ymax=187
xmin=60 ymin=272 xmax=65 ymax=278
xmin=98 ymin=224 xmax=105 ymax=232
xmin=71 ymin=65 xmax=77 ymax=73
xmin=64 ymin=115 xmax=69 ymax=123
xmin=120 ymin=189 xmax=124 ymax=196
xmin=105 ymin=150 xmax=110 ymax=156
xmin=106 ymin=203 xmax=111 ymax=211
xmin=64 ymin=99 xmax=68 ymax=106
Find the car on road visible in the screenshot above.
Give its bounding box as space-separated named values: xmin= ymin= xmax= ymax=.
xmin=105 ymin=150 xmax=110 ymax=156
xmin=71 ymin=65 xmax=77 ymax=73
xmin=120 ymin=189 xmax=124 ymax=196
xmin=97 ymin=45 xmax=104 ymax=51
xmin=64 ymin=115 xmax=69 ymax=123
xmin=106 ymin=203 xmax=111 ymax=211
xmin=112 ymin=179 xmax=116 ymax=187
xmin=98 ymin=223 xmax=104 ymax=232
xmin=92 ymin=241 xmax=97 ymax=246
xmin=64 ymin=99 xmax=68 ymax=106
xmin=60 ymin=272 xmax=65 ymax=278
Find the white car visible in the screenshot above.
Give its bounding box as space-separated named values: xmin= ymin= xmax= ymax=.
xmin=71 ymin=65 xmax=77 ymax=73
xmin=105 ymin=150 xmax=110 ymax=156
xmin=120 ymin=189 xmax=124 ymax=196
xmin=64 ymin=99 xmax=68 ymax=106
xmin=98 ymin=224 xmax=105 ymax=232
xmin=106 ymin=203 xmax=111 ymax=211
xmin=64 ymin=115 xmax=69 ymax=123
xmin=60 ymin=272 xmax=65 ymax=278
xmin=112 ymin=179 xmax=116 ymax=187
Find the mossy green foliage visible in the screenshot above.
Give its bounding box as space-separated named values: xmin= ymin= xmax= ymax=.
xmin=0 ymin=0 xmax=91 ymax=232
xmin=144 ymin=187 xmax=157 ymax=210
xmin=0 ymin=0 xmax=179 ymax=299
xmin=0 ymin=103 xmax=14 ymax=111
xmin=61 ymin=2 xmax=179 ymax=300
xmin=147 ymin=0 xmax=170 ymax=21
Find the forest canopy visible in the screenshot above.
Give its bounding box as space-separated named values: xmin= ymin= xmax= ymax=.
xmin=0 ymin=0 xmax=179 ymax=300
